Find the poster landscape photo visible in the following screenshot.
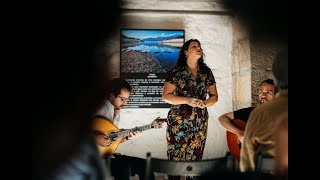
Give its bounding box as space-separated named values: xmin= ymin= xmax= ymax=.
xmin=120 ymin=29 xmax=185 ymax=108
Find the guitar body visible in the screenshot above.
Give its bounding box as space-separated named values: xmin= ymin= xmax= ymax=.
xmin=226 ymin=119 xmax=246 ymax=159
xmin=92 ymin=116 xmax=122 ymax=156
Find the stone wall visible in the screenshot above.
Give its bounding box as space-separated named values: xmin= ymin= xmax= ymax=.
xmin=250 ymin=39 xmax=284 ymax=106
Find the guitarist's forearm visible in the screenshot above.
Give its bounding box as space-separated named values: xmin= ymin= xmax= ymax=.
xmin=218 ymin=115 xmax=243 ymax=136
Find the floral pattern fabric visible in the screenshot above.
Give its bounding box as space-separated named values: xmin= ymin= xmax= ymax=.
xmin=165 ymin=66 xmax=216 ymax=161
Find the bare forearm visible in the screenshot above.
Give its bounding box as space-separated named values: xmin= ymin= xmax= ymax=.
xmin=203 ymin=95 xmax=218 ymax=107
xmin=203 ymin=84 xmax=218 ymax=107
xmin=218 ymin=115 xmax=242 ymax=135
xmin=162 ymin=93 xmax=189 ymax=105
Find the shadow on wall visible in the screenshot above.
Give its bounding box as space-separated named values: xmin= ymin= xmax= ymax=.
xmin=222 ymin=0 xmax=288 ymax=43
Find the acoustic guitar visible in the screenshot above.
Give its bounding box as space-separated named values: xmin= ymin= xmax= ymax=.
xmin=226 ymin=119 xmax=246 ymax=159
xmin=92 ymin=116 xmax=166 ymax=156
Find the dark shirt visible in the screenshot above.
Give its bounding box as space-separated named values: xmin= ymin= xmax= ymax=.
xmin=233 ymin=107 xmax=255 ymax=122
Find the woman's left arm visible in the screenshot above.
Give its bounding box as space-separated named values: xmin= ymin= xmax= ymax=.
xmin=201 ymin=84 xmax=218 ymax=108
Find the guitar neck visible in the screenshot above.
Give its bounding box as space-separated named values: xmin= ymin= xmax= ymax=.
xmin=114 ymin=124 xmax=152 ymax=140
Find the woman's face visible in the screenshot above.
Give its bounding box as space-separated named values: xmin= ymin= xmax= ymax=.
xmin=184 ymin=41 xmax=202 ymax=59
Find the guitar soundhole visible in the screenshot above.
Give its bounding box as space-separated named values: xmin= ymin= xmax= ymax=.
xmin=109 ymin=132 xmax=118 ymax=141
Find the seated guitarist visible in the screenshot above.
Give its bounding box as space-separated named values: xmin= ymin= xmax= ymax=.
xmin=93 ymin=78 xmax=154 ymax=180
xmin=95 ymin=78 xmax=142 ymax=145
xmin=218 ymin=79 xmax=277 ymax=151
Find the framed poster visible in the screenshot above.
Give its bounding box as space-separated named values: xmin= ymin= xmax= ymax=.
xmin=120 ymin=29 xmax=185 ymax=108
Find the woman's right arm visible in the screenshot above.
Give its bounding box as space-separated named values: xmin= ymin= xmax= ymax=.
xmin=162 ymin=81 xmax=200 ymax=107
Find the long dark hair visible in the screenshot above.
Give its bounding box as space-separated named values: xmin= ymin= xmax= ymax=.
xmin=175 ymin=39 xmax=208 ymax=71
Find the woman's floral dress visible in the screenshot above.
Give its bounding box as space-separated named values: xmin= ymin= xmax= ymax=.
xmin=165 ymin=65 xmax=216 ymax=161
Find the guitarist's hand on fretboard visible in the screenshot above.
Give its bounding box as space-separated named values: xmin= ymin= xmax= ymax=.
xmin=126 ymin=130 xmax=142 ymax=140
xmin=120 ymin=131 xmax=142 ymax=143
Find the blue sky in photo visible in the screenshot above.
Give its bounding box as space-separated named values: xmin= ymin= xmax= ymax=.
xmin=122 ymin=29 xmax=184 ymax=40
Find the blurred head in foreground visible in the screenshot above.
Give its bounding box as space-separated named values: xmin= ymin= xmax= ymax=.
xmin=32 ymin=1 xmax=121 ymax=179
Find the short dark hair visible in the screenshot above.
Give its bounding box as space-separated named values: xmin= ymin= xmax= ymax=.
xmin=259 ymin=79 xmax=275 ymax=87
xmin=108 ymin=78 xmax=132 ymax=97
xmin=272 ymin=48 xmax=288 ymax=90
xmin=259 ymin=79 xmax=277 ymax=94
